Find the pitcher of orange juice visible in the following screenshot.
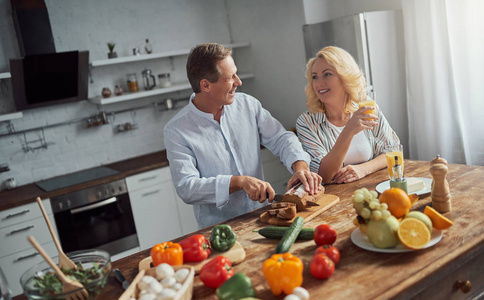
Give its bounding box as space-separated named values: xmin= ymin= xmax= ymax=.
xmin=385 ymin=144 xmax=404 ymax=179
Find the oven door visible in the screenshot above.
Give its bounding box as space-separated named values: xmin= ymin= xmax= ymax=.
xmin=53 ymin=193 xmax=139 ymax=255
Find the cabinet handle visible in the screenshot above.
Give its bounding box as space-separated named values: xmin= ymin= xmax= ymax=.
xmin=139 ymin=175 xmax=157 ymax=182
xmin=5 ymin=209 xmax=30 ymax=219
xmin=15 ymin=252 xmax=39 ymax=262
xmin=454 ymin=280 xmax=472 ymax=293
xmin=142 ymin=189 xmax=160 ymax=197
xmin=8 ymin=225 xmax=34 ymax=235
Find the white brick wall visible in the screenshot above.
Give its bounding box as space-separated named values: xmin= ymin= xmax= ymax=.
xmin=0 ymin=0 xmax=232 ymax=188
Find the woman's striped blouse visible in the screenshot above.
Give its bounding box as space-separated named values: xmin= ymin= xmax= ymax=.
xmin=296 ymin=107 xmax=401 ymax=173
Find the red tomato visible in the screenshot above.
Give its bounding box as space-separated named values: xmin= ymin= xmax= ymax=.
xmin=315 ymin=245 xmax=340 ymax=265
xmin=314 ymin=224 xmax=337 ymax=246
xmin=310 ymin=253 xmax=335 ymax=279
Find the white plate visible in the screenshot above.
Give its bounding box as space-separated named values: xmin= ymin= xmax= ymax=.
xmin=351 ymin=227 xmax=442 ymax=253
xmin=375 ymin=177 xmax=432 ymax=195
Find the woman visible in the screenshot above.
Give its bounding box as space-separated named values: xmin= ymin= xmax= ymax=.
xmin=296 ymin=46 xmax=400 ymax=184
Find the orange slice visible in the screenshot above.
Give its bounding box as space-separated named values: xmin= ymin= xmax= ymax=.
xmin=408 ymin=194 xmax=419 ymax=206
xmin=424 ymin=206 xmax=454 ymax=230
xmin=397 ymin=218 xmax=431 ymax=249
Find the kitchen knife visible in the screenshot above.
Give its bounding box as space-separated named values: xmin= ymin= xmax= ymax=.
xmin=113 ymin=268 xmax=130 ymax=290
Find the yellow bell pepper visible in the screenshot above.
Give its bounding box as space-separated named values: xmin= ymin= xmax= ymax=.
xmin=262 ymin=252 xmax=303 ymax=296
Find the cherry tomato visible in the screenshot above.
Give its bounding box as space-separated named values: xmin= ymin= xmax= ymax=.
xmin=315 ymin=245 xmax=340 ymax=265
xmin=314 ymin=224 xmax=337 ymax=246
xmin=310 ymin=253 xmax=335 ymax=279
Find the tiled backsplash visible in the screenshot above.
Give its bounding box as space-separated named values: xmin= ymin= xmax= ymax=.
xmin=0 ymin=97 xmax=185 ymax=188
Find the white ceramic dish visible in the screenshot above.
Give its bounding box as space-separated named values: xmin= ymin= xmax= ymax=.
xmin=351 ymin=227 xmax=443 ymax=253
xmin=376 ymin=177 xmax=432 ymax=195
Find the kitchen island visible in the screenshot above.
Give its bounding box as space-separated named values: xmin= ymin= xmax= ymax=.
xmin=13 ymin=160 xmax=484 ymax=299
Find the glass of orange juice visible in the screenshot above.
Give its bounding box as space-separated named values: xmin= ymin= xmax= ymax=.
xmin=385 ymin=144 xmax=404 ymax=179
xmin=358 ymin=91 xmax=376 ymax=117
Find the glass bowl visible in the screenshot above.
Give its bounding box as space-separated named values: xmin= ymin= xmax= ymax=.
xmin=20 ymin=249 xmax=111 ymax=300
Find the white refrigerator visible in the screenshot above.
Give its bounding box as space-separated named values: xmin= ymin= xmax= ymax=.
xmin=303 ymin=10 xmax=409 ymax=157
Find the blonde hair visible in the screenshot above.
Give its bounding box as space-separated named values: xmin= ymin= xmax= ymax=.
xmin=305 ymin=46 xmax=366 ymax=113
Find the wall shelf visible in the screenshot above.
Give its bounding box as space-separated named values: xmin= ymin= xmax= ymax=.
xmin=0 ymin=72 xmax=11 ymax=80
xmin=0 ymin=112 xmax=22 ymax=122
xmin=89 ymin=73 xmax=254 ymax=105
xmin=90 ymin=42 xmax=250 ymax=67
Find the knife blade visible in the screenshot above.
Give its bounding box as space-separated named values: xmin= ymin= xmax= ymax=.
xmin=113 ymin=268 xmax=130 ymax=290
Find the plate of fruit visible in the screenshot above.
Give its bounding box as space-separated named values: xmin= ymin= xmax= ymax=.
xmin=350 ymin=188 xmax=452 ymax=253
xmin=351 ymin=227 xmax=442 ymax=253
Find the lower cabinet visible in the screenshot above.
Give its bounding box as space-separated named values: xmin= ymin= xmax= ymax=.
xmin=173 ymin=193 xmax=199 ymax=235
xmin=126 ymin=167 xmax=198 ymax=250
xmin=127 ymin=169 xmax=182 ymax=250
xmin=0 ymin=198 xmax=58 ymax=296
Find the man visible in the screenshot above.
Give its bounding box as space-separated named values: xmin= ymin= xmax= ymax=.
xmin=164 ymin=43 xmax=322 ymax=229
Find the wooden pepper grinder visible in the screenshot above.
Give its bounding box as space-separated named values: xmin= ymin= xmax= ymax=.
xmin=429 ymin=155 xmax=451 ymax=212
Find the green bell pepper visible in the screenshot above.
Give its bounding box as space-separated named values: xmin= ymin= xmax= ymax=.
xmin=216 ymin=272 xmax=256 ymax=300
xmin=210 ymin=224 xmax=237 ymax=252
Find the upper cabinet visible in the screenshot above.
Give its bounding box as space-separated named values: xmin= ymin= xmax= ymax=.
xmin=88 ymin=42 xmax=253 ymax=105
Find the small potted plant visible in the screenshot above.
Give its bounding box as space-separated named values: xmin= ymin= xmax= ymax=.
xmin=107 ymin=42 xmax=117 ymax=59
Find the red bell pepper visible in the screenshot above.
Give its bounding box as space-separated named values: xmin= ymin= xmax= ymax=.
xmin=199 ymin=255 xmax=234 ymax=288
xmin=179 ymin=234 xmax=212 ymax=262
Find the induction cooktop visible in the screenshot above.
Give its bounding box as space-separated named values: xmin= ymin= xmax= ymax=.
xmin=35 ymin=166 xmax=120 ymax=192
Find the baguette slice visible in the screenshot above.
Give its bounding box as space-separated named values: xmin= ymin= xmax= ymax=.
xmin=282 ymin=184 xmax=325 ymax=212
xmin=277 ymin=206 xmax=297 ymax=220
xmin=270 ymin=202 xmax=296 ymax=209
xmin=267 ymin=206 xmax=297 ymax=220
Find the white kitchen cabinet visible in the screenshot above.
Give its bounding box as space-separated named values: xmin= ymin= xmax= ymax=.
xmin=261 ymin=148 xmax=292 ymax=194
xmin=126 ymin=167 xmax=195 ymax=250
xmin=0 ymin=199 xmax=58 ymax=296
xmin=173 ymin=192 xmax=199 ymax=235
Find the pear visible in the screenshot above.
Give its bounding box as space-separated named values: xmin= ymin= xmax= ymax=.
xmin=367 ymin=216 xmax=400 ymax=248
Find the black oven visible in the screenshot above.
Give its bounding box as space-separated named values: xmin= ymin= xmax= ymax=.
xmin=50 ymin=179 xmax=139 ymax=256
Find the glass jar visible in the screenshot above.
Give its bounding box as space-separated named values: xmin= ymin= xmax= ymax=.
xmin=158 ymin=73 xmax=171 ymax=88
xmin=126 ymin=73 xmax=139 ymax=92
xmin=101 ymin=87 xmax=111 ymax=98
xmin=114 ymin=85 xmax=123 ymax=96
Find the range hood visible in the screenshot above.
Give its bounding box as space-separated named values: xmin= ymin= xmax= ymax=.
xmin=11 ymin=0 xmax=56 ymax=56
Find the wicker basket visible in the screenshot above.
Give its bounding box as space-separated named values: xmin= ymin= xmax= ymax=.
xmin=119 ymin=265 xmax=194 ymax=300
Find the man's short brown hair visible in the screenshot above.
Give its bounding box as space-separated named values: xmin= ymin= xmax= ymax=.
xmin=186 ymin=43 xmax=232 ymax=93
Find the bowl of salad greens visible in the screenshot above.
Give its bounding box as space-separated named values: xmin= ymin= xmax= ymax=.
xmin=20 ymin=249 xmax=111 ymax=299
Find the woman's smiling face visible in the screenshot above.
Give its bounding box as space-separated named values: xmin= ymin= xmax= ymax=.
xmin=311 ymin=57 xmax=346 ymax=106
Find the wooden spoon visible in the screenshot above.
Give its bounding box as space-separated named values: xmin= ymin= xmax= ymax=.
xmin=36 ymin=197 xmax=77 ymax=269
xmin=28 ymin=236 xmax=88 ymax=300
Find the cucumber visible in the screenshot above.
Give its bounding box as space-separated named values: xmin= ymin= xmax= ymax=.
xmin=255 ymin=227 xmax=314 ymax=240
xmin=275 ymin=216 xmax=305 ymax=254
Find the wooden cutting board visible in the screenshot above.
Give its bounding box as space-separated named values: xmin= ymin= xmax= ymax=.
xmin=259 ymin=193 xmax=340 ymax=226
xmin=138 ymin=241 xmax=246 ymax=275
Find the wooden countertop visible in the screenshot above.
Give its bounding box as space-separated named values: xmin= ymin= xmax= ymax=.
xmin=72 ymin=160 xmax=484 ymax=299
xmin=12 ymin=159 xmax=484 ymax=299
xmin=0 ymin=151 xmax=168 ymax=211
